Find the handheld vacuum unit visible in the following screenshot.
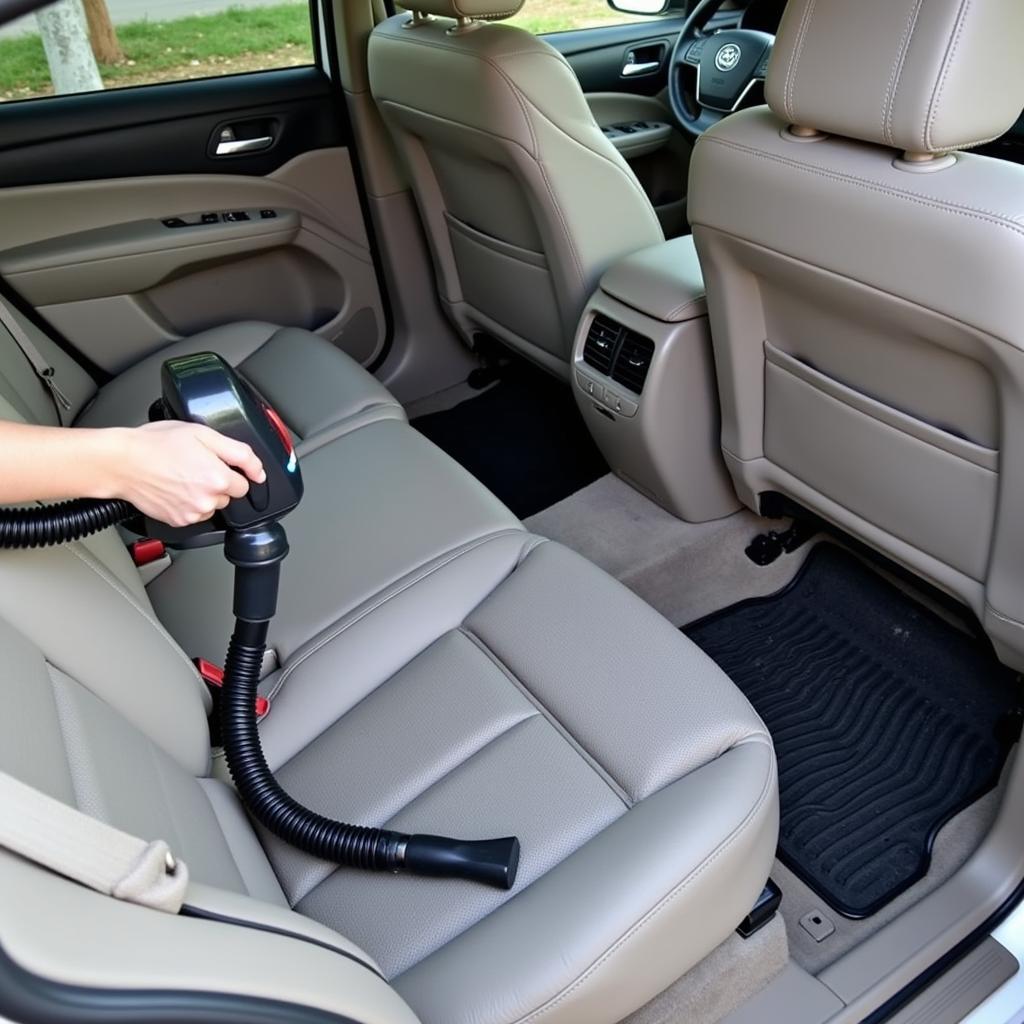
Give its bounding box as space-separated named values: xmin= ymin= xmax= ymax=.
xmin=0 ymin=352 xmax=520 ymax=891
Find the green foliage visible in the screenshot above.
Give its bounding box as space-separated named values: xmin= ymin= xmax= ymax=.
xmin=0 ymin=2 xmax=313 ymax=99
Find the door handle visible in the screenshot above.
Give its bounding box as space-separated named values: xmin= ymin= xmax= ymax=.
xmin=213 ymin=124 xmax=276 ymax=158
xmin=215 ymin=135 xmax=274 ymax=157
xmin=622 ymin=59 xmax=661 ymax=77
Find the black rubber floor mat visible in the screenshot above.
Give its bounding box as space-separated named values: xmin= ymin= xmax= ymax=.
xmin=412 ymin=365 xmax=607 ymax=519
xmin=686 ymin=544 xmax=1022 ymax=918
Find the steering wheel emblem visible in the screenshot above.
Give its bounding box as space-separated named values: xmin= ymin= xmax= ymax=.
xmin=715 ymin=43 xmax=743 ymax=72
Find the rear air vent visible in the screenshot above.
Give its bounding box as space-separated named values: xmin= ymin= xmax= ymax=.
xmin=582 ymin=314 xmax=621 ymax=375
xmin=611 ymin=330 xmax=655 ymax=394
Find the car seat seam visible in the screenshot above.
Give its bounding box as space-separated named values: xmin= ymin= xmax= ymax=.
xmin=146 ymin=739 xmax=192 ymax=873
xmin=515 ymin=87 xmax=660 ymax=246
xmin=511 ymin=744 xmax=777 ymax=1024
xmin=699 ymin=135 xmax=1024 ymax=239
xmin=293 ymin=713 xmax=541 ymax=910
xmin=884 ymin=0 xmax=926 ymax=147
xmin=65 ymin=542 xmax=203 ymax=684
xmin=266 ymin=529 xmax=528 ymax=702
xmin=378 ymin=33 xmax=540 ymax=157
xmin=663 ymin=295 xmax=707 ymax=320
xmin=459 ymin=627 xmax=633 ymax=807
xmin=46 ymin=663 xmax=91 ymax=818
xmin=785 ymin=0 xmax=818 ymax=124
xmin=924 ymin=0 xmax=972 ymax=152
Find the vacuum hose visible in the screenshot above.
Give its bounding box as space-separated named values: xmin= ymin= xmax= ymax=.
xmin=0 ymin=498 xmax=136 ymax=548
xmin=220 ymin=525 xmax=521 ymax=890
xmin=0 ymin=492 xmax=521 ymax=889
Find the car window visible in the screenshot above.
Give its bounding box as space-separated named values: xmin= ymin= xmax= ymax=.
xmin=395 ymin=2 xmax=652 ymax=35
xmin=504 ymin=2 xmax=652 ymax=33
xmin=0 ymin=0 xmax=315 ymax=104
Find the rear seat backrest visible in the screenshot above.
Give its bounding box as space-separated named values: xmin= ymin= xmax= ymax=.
xmin=0 ymin=538 xmax=211 ymax=774
xmin=0 ymin=300 xmax=213 ymax=764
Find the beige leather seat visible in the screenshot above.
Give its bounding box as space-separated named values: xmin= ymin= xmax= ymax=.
xmin=368 ymin=0 xmax=664 ymax=379
xmin=688 ymin=0 xmax=1024 ymax=669
xmin=0 ymin=303 xmax=779 ymax=1023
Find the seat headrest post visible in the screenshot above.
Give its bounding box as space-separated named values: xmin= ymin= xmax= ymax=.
xmin=402 ymin=10 xmax=433 ymax=28
xmin=448 ymin=14 xmax=483 ymax=34
xmin=765 ymin=0 xmax=1024 ymax=155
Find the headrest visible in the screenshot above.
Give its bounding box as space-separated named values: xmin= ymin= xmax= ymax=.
xmin=765 ymin=0 xmax=1024 ymax=154
xmin=408 ymin=0 xmax=525 ymax=20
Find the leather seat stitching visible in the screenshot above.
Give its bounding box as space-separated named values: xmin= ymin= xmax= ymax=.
xmin=47 ymin=665 xmax=93 ymax=815
xmin=664 ymin=296 xmax=707 ymax=320
xmin=375 ymin=33 xmax=540 ymax=157
xmin=459 ymin=627 xmax=633 ymax=807
xmin=512 ymin=740 xmax=777 ymax=1024
xmin=377 ymin=35 xmax=591 ymax=290
xmin=924 ymin=0 xmax=972 ymax=152
xmin=377 ymin=96 xmax=589 ymax=292
xmin=698 ymin=135 xmax=1024 ymax=240
xmin=295 ymin=713 xmax=541 ymax=909
xmin=65 ymin=542 xmax=202 ymax=683
xmin=884 ymin=0 xmax=926 ymax=146
xmin=442 ymin=2 xmax=524 ymax=17
xmin=515 ymin=86 xmax=659 ymax=234
xmin=266 ymin=529 xmax=528 ymax=701
xmin=785 ymin=0 xmax=818 ymax=123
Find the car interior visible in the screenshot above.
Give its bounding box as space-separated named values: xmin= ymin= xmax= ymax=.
xmin=1 ymin=0 xmax=1024 ymax=1022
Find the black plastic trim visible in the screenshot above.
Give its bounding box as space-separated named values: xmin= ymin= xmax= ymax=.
xmin=180 ymin=904 xmax=384 ymax=980
xmin=0 ymin=940 xmax=367 ymax=1024
xmin=0 ymin=0 xmax=49 ymax=24
xmin=0 ymin=67 xmax=345 ymax=187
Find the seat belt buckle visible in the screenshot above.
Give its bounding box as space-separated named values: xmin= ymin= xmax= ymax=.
xmin=193 ymin=658 xmax=270 ymax=719
xmin=129 ymin=538 xmax=166 ymax=567
xmin=194 ymin=658 xmax=224 ymax=687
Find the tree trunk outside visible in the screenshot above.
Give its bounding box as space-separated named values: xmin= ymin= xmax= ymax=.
xmin=36 ymin=0 xmax=104 ymax=95
xmin=82 ymin=0 xmax=124 ymax=64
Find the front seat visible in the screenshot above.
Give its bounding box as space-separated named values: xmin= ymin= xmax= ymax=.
xmin=688 ymin=0 xmax=1024 ymax=669
xmin=368 ymin=1 xmax=664 ymax=379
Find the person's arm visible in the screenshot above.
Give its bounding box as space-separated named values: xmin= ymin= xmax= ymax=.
xmin=0 ymin=420 xmax=266 ymax=528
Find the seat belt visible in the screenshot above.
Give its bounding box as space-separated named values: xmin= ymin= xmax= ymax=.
xmin=0 ymin=303 xmax=72 ymax=424
xmin=0 ymin=770 xmax=188 ymax=913
xmin=0 ymin=770 xmax=387 ymax=976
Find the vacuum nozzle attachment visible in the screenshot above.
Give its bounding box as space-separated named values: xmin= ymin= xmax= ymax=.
xmin=402 ymin=834 xmax=520 ymax=890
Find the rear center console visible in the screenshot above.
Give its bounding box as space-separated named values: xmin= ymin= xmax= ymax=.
xmin=572 ymin=235 xmax=739 ymax=522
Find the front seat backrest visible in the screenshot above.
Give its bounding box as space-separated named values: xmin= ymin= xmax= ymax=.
xmin=688 ymin=0 xmax=1024 ymax=668
xmin=368 ymin=1 xmax=664 ymax=378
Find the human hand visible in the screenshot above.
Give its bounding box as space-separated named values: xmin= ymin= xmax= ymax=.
xmin=108 ymin=421 xmax=266 ymax=527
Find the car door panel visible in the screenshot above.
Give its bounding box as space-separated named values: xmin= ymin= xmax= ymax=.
xmin=0 ymin=68 xmax=386 ymax=372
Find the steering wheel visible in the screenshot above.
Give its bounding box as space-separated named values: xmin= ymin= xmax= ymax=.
xmin=668 ymin=0 xmax=775 ymax=137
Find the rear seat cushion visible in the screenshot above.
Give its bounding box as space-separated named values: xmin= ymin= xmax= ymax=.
xmin=77 ymin=321 xmax=405 ymax=449
xmin=253 ymin=535 xmax=778 ymax=1024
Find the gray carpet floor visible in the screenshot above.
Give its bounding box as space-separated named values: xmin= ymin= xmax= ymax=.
xmin=526 ymin=473 xmax=813 ymax=626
